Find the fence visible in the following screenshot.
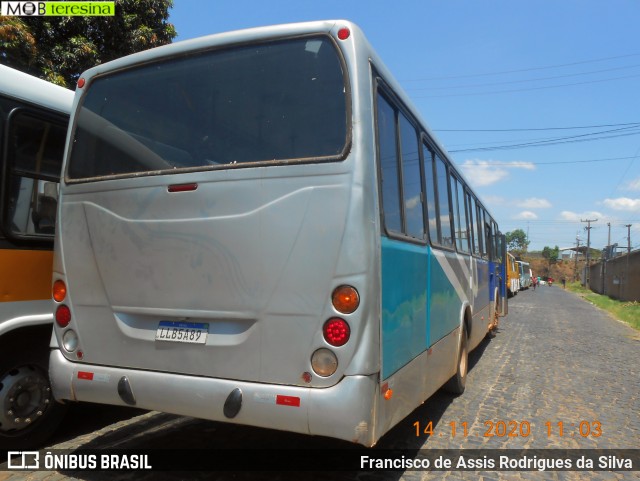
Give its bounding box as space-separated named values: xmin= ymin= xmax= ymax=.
xmin=588 ymin=250 xmax=640 ymax=302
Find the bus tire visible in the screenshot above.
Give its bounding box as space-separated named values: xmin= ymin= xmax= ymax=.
xmin=443 ymin=325 xmax=468 ymax=395
xmin=0 ymin=345 xmax=67 ymax=450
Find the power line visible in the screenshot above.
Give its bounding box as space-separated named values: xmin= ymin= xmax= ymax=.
xmin=401 ymin=53 xmax=640 ymax=82
xmin=435 ymin=121 xmax=640 ymax=132
xmin=406 ymin=63 xmax=640 ymax=91
xmin=608 ymin=144 xmax=640 ymax=201
xmin=449 ymin=128 xmax=640 ymax=153
xmin=413 ymin=72 xmax=640 ymax=98
xmin=501 ymin=219 xmax=640 ymax=225
xmin=441 ymin=123 xmax=640 ymax=150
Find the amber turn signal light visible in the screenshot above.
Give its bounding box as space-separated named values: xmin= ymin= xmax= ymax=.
xmin=53 ymin=280 xmax=67 ymax=302
xmin=331 ymin=285 xmax=359 ymax=314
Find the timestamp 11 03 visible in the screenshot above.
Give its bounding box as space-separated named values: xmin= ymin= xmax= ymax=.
xmin=545 ymin=421 xmax=602 ymax=437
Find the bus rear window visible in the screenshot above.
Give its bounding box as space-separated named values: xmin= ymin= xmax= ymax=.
xmin=68 ymin=36 xmax=348 ymax=181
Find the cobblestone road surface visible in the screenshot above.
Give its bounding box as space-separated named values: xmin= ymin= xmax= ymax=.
xmin=1 ymin=286 xmax=638 ymax=480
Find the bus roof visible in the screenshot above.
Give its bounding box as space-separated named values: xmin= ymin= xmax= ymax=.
xmin=0 ymin=64 xmax=73 ymax=114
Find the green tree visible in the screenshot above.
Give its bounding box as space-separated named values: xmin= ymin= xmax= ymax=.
xmin=505 ymin=229 xmax=529 ymax=254
xmin=0 ymin=0 xmax=176 ymax=88
xmin=541 ymin=245 xmax=560 ymax=275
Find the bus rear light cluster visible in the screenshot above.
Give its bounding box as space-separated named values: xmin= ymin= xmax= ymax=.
xmin=310 ymin=285 xmax=359 ymax=377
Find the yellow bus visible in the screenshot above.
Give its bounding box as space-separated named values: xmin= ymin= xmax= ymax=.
xmin=506 ymin=252 xmax=520 ymax=297
xmin=0 ymin=64 xmax=73 ymax=449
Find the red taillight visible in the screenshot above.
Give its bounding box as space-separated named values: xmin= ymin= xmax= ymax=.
xmin=77 ymin=77 xmax=85 ymax=88
xmin=323 ymin=318 xmax=350 ymax=347
xmin=52 ymin=280 xmax=67 ymax=302
xmin=55 ymin=305 xmax=71 ymax=328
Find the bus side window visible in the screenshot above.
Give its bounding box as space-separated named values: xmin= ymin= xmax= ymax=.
xmin=434 ymin=154 xmax=453 ymax=249
xmin=450 ymin=175 xmax=469 ymax=253
xmin=467 ymin=192 xmax=478 ymax=256
xmin=398 ymin=112 xmax=424 ymax=239
xmin=484 ymin=220 xmax=493 ymax=261
xmin=492 ymin=221 xmax=502 ymax=262
xmin=4 ymin=111 xmax=65 ymax=238
xmin=376 ymin=93 xmax=402 ymax=234
xmin=478 ymin=208 xmax=488 ymax=259
xmin=422 ymin=143 xmax=438 ymax=244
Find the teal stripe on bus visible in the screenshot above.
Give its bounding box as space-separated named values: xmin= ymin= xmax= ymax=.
xmin=381 ymin=237 xmax=429 ymax=379
xmin=381 ymin=237 xmax=463 ymax=379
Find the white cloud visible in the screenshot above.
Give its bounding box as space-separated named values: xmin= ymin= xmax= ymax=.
xmin=603 ymin=197 xmax=640 ymax=211
xmin=506 ymin=161 xmax=536 ymax=171
xmin=514 ymin=211 xmax=538 ymax=220
xmin=559 ymin=210 xmax=604 ymax=222
xmin=459 ymin=159 xmax=535 ymax=187
xmin=622 ymin=178 xmax=640 ymax=191
xmin=560 ymin=211 xmax=580 ymax=222
xmin=517 ymin=197 xmax=552 ymax=209
xmin=459 ymin=160 xmax=508 ymax=186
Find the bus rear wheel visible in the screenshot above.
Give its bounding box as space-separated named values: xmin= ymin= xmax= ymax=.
xmin=0 ymin=349 xmax=67 ymax=449
xmin=443 ymin=325 xmax=468 ymax=395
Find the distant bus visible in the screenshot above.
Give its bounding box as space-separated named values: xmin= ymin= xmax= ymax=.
xmin=506 ymin=252 xmax=520 ymax=297
xmin=0 ymin=65 xmax=73 ymax=448
xmin=49 ymin=20 xmax=507 ymax=446
xmin=517 ymin=260 xmax=532 ymax=290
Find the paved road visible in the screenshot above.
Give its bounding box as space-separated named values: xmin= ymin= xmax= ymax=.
xmin=1 ymin=286 xmax=638 ymax=480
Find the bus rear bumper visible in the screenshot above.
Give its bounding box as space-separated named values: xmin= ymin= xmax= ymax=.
xmin=49 ymin=349 xmax=378 ymax=445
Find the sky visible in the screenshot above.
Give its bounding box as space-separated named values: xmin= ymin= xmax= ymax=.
xmin=169 ymin=0 xmax=640 ymax=253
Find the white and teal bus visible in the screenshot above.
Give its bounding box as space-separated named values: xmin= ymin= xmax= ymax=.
xmin=517 ymin=260 xmax=532 ymax=290
xmin=49 ymin=20 xmax=507 ymax=446
xmin=0 ymin=64 xmax=73 ymax=448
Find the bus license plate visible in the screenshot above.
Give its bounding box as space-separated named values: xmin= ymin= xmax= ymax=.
xmin=156 ymin=321 xmax=209 ymax=344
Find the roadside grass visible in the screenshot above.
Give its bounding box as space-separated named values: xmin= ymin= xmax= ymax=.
xmin=565 ymin=281 xmax=640 ymax=331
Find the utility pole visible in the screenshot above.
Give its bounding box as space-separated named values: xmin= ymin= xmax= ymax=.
xmin=625 ymin=224 xmax=632 ymax=301
xmin=574 ymin=236 xmax=581 ymax=282
xmin=581 ymin=218 xmax=597 ymax=289
xmin=625 ymin=224 xmax=632 ymax=255
xmin=604 ymin=222 xmax=611 ymax=296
